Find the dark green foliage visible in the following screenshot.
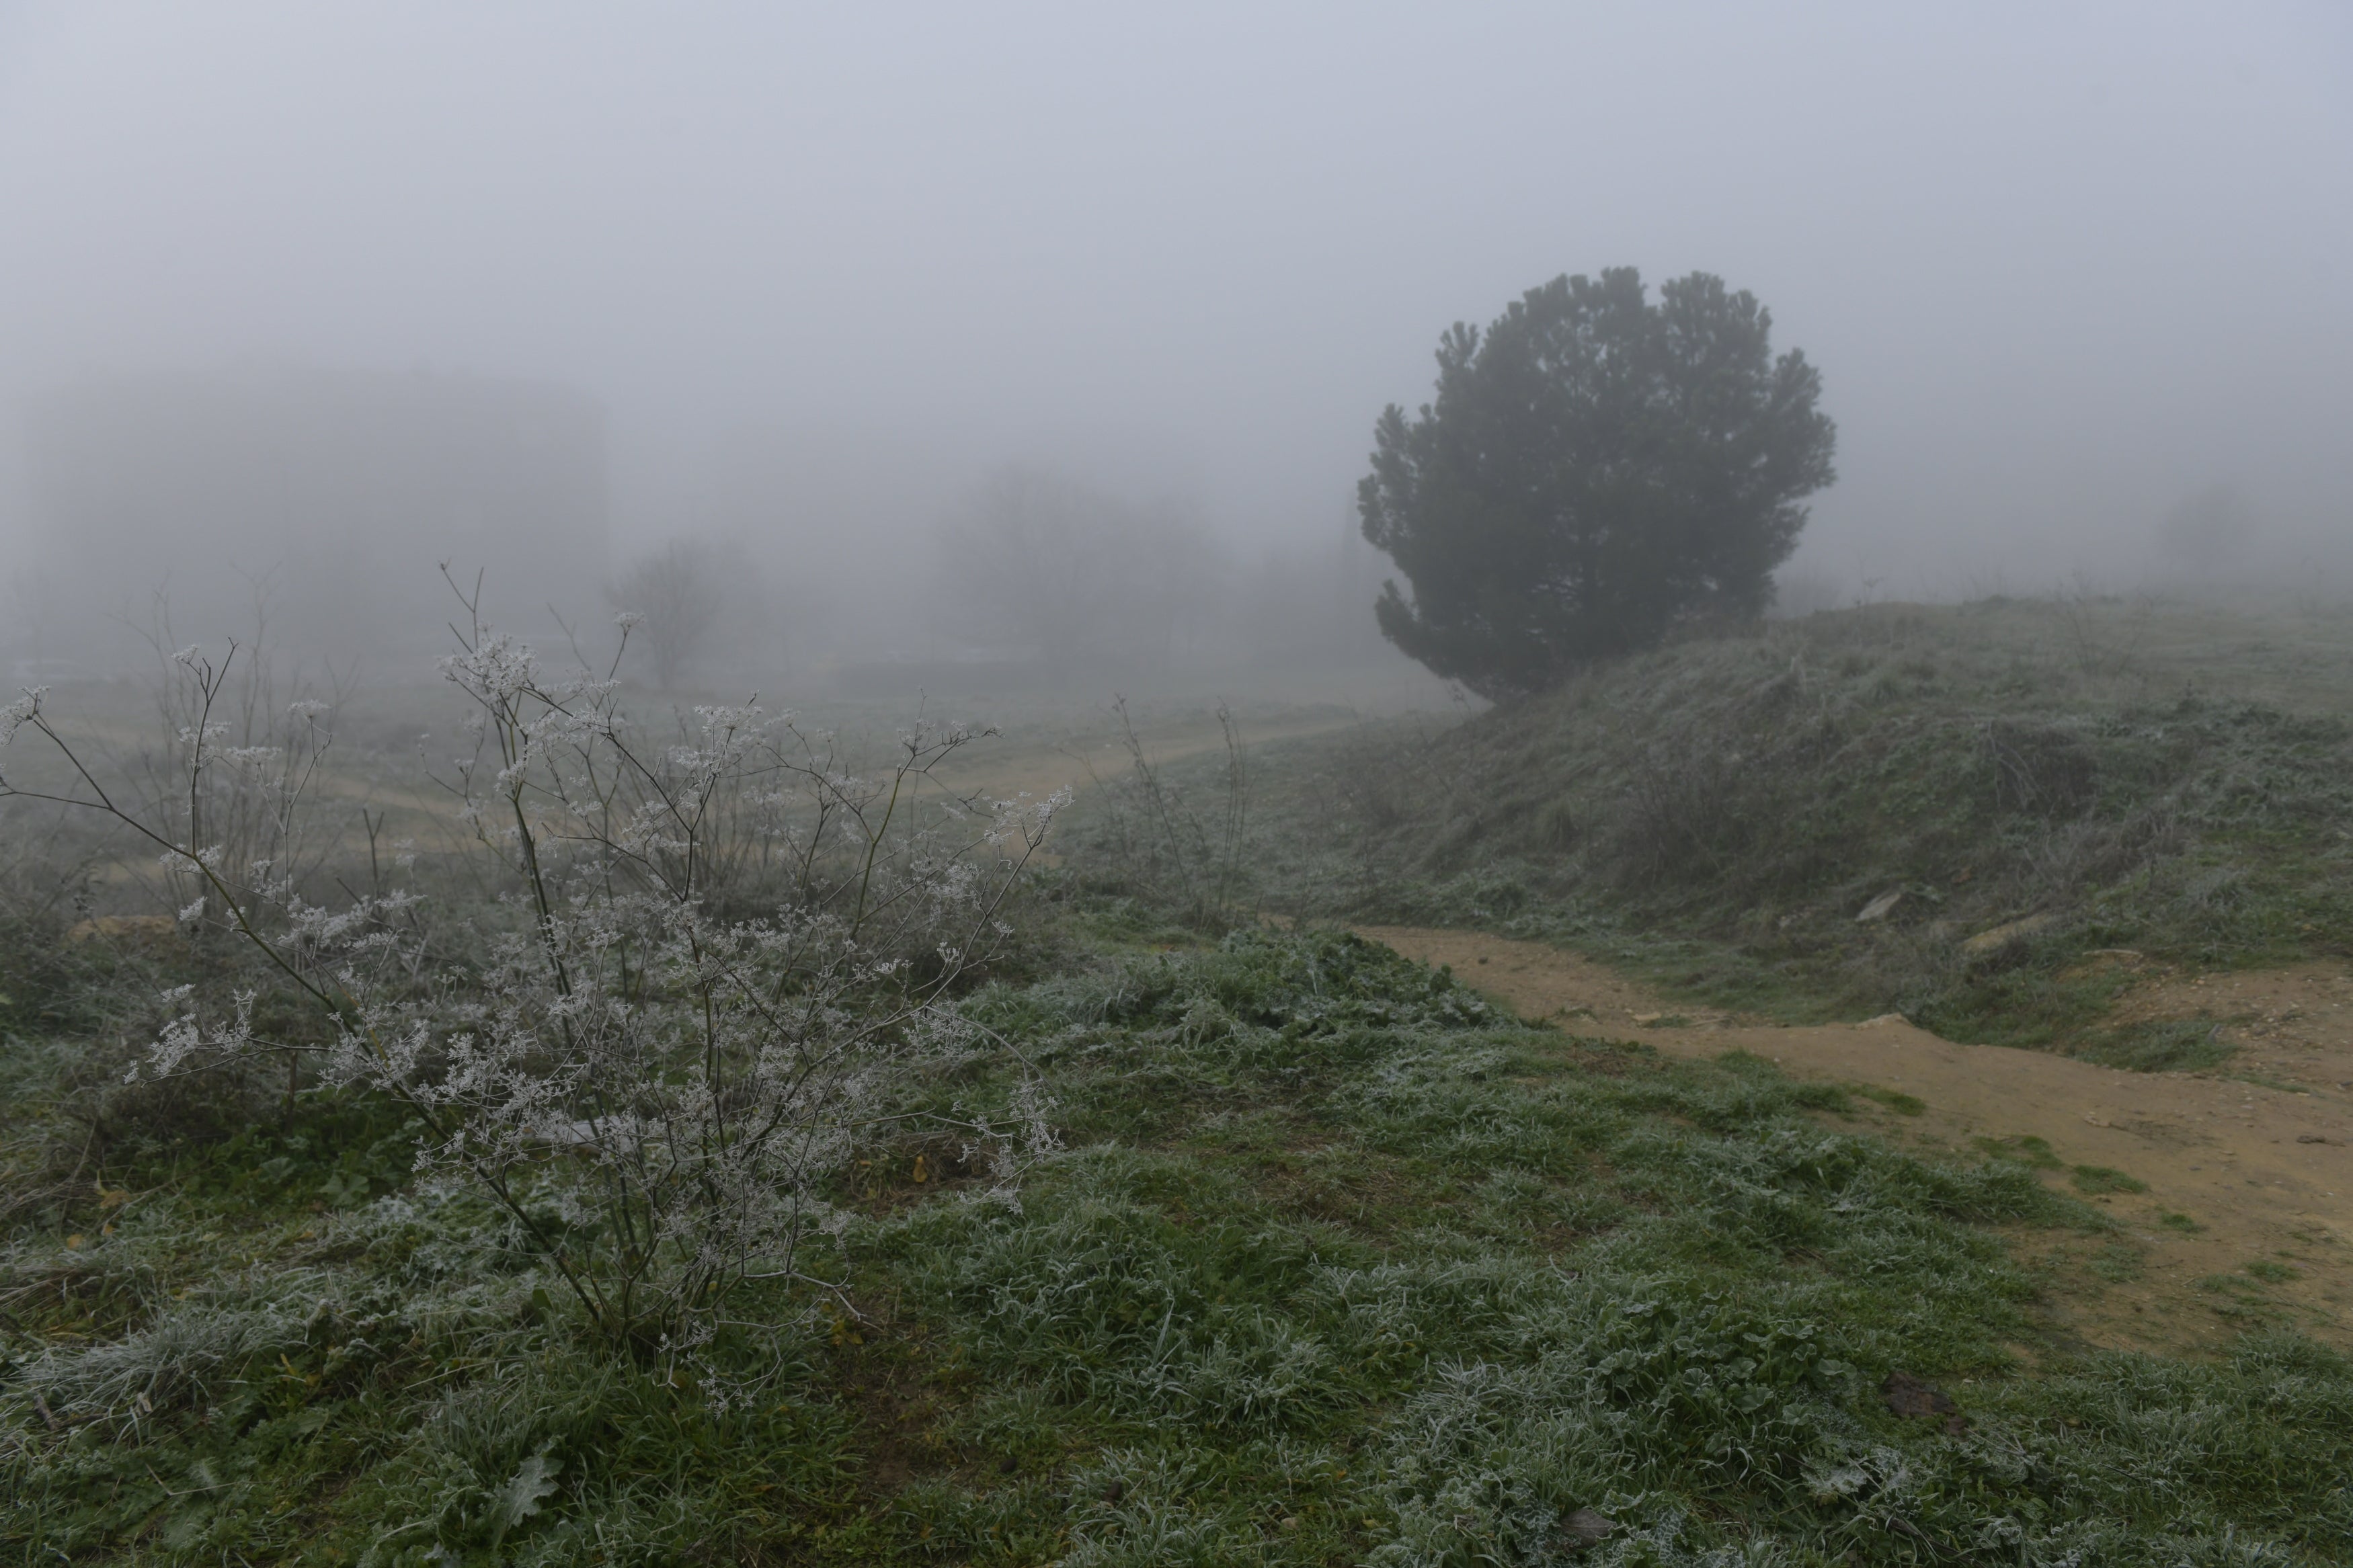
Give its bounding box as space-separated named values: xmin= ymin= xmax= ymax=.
xmin=1360 ymin=268 xmax=1836 ymax=699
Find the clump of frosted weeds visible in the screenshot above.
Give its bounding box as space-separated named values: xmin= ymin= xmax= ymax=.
xmin=1 ymin=575 xmax=1065 ymax=1368
xmin=12 ymin=1278 xmax=323 ymax=1430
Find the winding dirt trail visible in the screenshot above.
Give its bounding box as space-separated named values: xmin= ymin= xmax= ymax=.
xmin=1357 ymin=926 xmax=2353 ymax=1354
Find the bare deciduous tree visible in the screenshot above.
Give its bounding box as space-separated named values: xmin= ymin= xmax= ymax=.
xmin=935 ymin=465 xmax=1229 ymax=671
xmin=606 ymin=537 xmax=744 ymax=690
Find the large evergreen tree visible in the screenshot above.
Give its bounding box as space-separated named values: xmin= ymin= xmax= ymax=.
xmin=1359 ymin=269 xmax=1835 ymax=700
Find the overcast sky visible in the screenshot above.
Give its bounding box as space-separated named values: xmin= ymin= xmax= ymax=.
xmin=3 ymin=0 xmax=2349 ymax=601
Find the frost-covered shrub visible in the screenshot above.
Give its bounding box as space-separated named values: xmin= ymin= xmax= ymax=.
xmin=2 ymin=586 xmax=1063 ymax=1355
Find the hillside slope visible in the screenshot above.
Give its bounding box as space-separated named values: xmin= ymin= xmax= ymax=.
xmin=1239 ymin=596 xmax=2353 ymax=1050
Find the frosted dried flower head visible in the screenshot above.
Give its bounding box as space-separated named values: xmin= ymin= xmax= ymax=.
xmin=438 ymin=632 xmax=539 ymax=706
xmin=0 ymin=686 xmax=44 ymax=746
xmin=133 ymin=987 xmax=255 ymax=1081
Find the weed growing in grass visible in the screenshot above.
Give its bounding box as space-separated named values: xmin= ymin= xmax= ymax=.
xmin=2069 ymin=1165 xmax=2148 ymax=1195
xmin=1062 ymin=696 xmax=1252 ymax=932
xmin=2071 ymin=1018 xmax=2234 ymax=1073
xmin=1975 ymin=1134 xmax=2066 ymax=1171
xmin=2088 ymin=1242 xmax=2144 ymax=1283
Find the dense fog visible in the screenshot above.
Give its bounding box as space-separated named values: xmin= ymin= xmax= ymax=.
xmin=2 ymin=3 xmax=2348 ymax=688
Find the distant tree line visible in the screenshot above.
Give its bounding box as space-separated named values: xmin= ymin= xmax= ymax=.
xmin=603 ymin=470 xmax=1388 ymax=692
xmin=926 ymin=466 xmax=1390 ymax=678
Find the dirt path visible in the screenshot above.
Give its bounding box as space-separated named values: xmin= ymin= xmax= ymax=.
xmin=1357 ymin=926 xmax=2353 ymax=1354
xmin=934 ymin=708 xmax=1361 ymax=809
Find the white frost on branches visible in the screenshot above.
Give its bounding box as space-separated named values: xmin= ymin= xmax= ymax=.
xmin=73 ymin=597 xmax=1062 ymax=1358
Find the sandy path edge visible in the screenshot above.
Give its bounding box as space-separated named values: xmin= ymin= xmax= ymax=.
xmin=1356 ymin=925 xmax=2352 ymax=1353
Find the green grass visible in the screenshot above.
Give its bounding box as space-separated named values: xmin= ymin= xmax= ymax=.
xmin=2088 ymin=1243 xmax=2145 ymax=1284
xmin=2069 ymin=1019 xmax=2235 ymax=1073
xmin=7 ymin=924 xmax=2353 ymax=1562
xmin=1176 ymin=597 xmax=2353 ymax=1059
xmin=2069 ymin=1165 xmax=2149 ymax=1195
xmin=1974 ymin=1134 xmax=2066 ymax=1171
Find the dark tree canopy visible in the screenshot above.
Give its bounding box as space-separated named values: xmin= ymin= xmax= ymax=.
xmin=1359 ymin=268 xmax=1835 ymax=700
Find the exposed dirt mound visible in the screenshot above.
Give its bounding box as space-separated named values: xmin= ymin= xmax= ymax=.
xmin=1360 ymin=925 xmax=2352 ymax=1355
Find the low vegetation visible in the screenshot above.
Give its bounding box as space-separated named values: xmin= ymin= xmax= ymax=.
xmin=1215 ymin=595 xmax=2353 ymax=1053
xmin=7 ymin=593 xmax=2353 ymax=1561
xmin=7 ymin=923 xmax=2350 ymax=1562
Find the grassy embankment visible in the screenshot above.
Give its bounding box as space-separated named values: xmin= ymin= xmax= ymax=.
xmin=1213 ymin=595 xmax=2353 ymax=1063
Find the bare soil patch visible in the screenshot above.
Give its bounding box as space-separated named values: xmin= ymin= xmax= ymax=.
xmin=1357 ymin=925 xmax=2353 ymax=1354
xmin=2097 ymin=956 xmax=2353 ymax=1095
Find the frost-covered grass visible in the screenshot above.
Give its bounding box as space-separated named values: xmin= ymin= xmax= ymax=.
xmin=870 ymin=931 xmax=2351 ymax=1565
xmin=8 ymin=925 xmax=2347 ymax=1563
xmin=1167 ymin=596 xmax=2353 ymax=1054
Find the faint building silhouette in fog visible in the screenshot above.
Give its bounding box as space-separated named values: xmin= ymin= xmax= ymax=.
xmin=22 ymin=367 xmax=608 ymax=667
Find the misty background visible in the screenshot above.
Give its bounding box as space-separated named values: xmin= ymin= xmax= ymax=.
xmin=1 ymin=2 xmax=2349 ymax=689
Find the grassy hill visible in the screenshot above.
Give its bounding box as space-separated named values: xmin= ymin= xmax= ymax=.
xmin=1225 ymin=595 xmax=2353 ymax=1056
